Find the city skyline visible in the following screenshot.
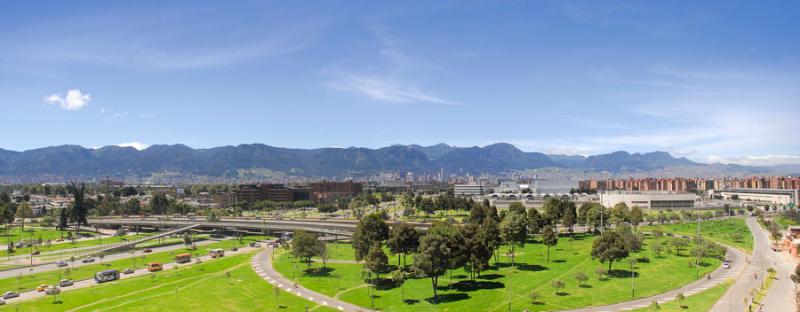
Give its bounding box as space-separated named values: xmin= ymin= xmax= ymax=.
xmin=1 ymin=1 xmax=798 ymax=166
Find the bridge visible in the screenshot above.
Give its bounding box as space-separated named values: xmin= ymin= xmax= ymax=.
xmin=95 ymin=224 xmax=201 ymax=253
xmin=87 ymin=216 xmax=432 ymax=237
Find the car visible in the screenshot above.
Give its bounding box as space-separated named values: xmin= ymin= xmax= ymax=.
xmin=147 ymin=262 xmax=163 ymax=272
xmin=45 ymin=286 xmax=60 ymax=295
xmin=122 ymin=268 xmax=135 ymax=274
xmin=56 ymin=260 xmax=68 ymax=267
xmin=55 ymin=238 xmax=64 ymax=242
xmin=723 ymin=261 xmax=731 ymax=269
xmin=2 ymin=291 xmax=19 ymax=299
xmin=143 ymin=248 xmax=153 ymax=253
xmin=82 ymin=257 xmax=95 ymax=263
xmin=36 ymin=284 xmax=50 ymax=292
xmin=31 ymin=251 xmax=40 ymax=255
xmin=59 ymin=279 xmax=73 ymax=287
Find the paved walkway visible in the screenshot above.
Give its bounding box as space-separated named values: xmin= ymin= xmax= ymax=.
xmin=748 ymin=217 xmax=796 ymax=311
xmin=562 ymin=243 xmax=746 ymax=312
xmin=251 ymin=246 xmax=370 ymax=312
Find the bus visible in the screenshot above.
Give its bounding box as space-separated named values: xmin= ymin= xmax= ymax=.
xmin=175 ymin=253 xmax=192 ymax=264
xmin=147 ymin=262 xmax=163 ymax=272
xmin=209 ymin=249 xmax=225 ymax=258
xmin=94 ymin=270 xmax=120 ymax=283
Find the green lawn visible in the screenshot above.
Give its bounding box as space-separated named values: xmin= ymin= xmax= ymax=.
xmin=0 ymin=236 xmax=267 ymax=293
xmin=641 ymin=218 xmax=753 ymax=252
xmin=630 ymin=280 xmax=732 ymax=312
xmin=0 ymin=234 xmax=152 ymax=258
xmin=2 ymin=252 xmax=336 ymax=312
xmin=276 ymin=233 xmax=720 ymax=312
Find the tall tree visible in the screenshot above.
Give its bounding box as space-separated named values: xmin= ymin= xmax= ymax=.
xmin=610 ymin=203 xmax=629 ymax=226
xmin=352 ymin=213 xmax=389 ymax=261
xmin=462 ymin=223 xmax=492 ymax=281
xmin=365 ymin=245 xmax=389 ymax=279
xmin=629 ymin=206 xmax=644 ymax=232
xmin=527 ymin=208 xmax=542 ymax=236
xmin=14 ymin=202 xmax=32 ymax=231
xmin=542 ymin=225 xmax=558 ymax=262
xmin=387 ymin=223 xmax=420 ymax=268
xmin=591 ymin=231 xmax=629 ymax=271
xmin=481 ymin=216 xmax=502 ymax=264
xmin=69 ymin=182 xmax=88 ymax=238
xmin=468 ymin=202 xmax=489 ymax=225
xmin=542 ymin=198 xmax=564 ymax=225
xmin=500 ymin=209 xmax=528 ymax=266
xmin=149 ymin=193 xmax=170 ymax=215
xmin=414 ymin=230 xmax=451 ymax=302
xmin=562 ymin=202 xmax=577 ymax=235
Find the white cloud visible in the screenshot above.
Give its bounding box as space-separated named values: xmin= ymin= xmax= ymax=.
xmin=117 ymin=141 xmax=149 ymax=150
xmin=43 ymin=89 xmax=91 ymax=110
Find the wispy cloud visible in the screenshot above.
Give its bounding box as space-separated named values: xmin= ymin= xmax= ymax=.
xmin=704 ymin=155 xmax=800 ymax=166
xmin=326 ymin=25 xmax=456 ymax=105
xmin=43 ymin=89 xmax=91 ymax=110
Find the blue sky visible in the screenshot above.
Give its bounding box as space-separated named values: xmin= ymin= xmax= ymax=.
xmin=1 ymin=0 xmax=798 ymax=165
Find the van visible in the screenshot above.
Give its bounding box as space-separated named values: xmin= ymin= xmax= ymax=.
xmin=175 ymin=253 xmax=191 ymax=264
xmin=94 ymin=270 xmax=120 ymax=283
xmin=147 ymin=262 xmax=163 ymax=272
xmin=209 ymin=249 xmax=225 ymax=258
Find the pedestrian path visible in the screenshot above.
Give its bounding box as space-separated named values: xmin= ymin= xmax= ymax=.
xmin=562 ymin=244 xmax=746 ymax=312
xmin=251 ymin=246 xmax=370 ymax=312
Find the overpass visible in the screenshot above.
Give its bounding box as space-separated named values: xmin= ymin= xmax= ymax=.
xmin=87 ymin=217 xmax=432 ymax=237
xmin=96 ymin=224 xmax=201 ymax=253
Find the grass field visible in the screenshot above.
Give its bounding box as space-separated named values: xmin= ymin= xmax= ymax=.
xmin=276 ymin=233 xmax=720 ymax=311
xmin=0 ymin=234 xmax=152 ymax=258
xmin=641 ymin=218 xmax=753 ymax=252
xmin=2 ymin=252 xmax=336 ymax=312
xmin=630 ymin=280 xmax=732 ymax=312
xmin=0 ymin=236 xmax=266 ymax=293
xmin=0 ymin=227 xmax=98 ymax=257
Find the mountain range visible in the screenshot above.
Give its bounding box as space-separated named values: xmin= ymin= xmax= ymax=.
xmin=0 ymin=143 xmax=775 ymax=182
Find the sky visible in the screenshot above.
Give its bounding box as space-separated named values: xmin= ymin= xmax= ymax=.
xmin=0 ymin=0 xmax=798 ymax=166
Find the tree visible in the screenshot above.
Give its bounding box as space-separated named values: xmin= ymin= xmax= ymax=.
xmin=15 ymin=202 xmax=32 ymax=231
xmin=618 ymin=225 xmax=643 ymax=252
xmin=562 ymin=202 xmax=577 ymax=235
xmin=670 ymin=237 xmax=690 ymax=256
xmin=499 ymin=209 xmax=528 ymax=266
xmin=651 ymin=242 xmax=664 ymax=257
xmin=69 ymin=182 xmax=88 ymax=238
xmin=551 ymin=279 xmax=565 ymax=294
xmin=468 ymin=202 xmax=489 ymax=225
xmin=391 ymin=269 xmax=409 ymax=302
xmin=387 ymin=223 xmax=420 ymax=268
xmin=462 ymin=223 xmax=492 ymax=281
xmin=629 ymin=206 xmax=643 ymax=232
xmin=49 ymin=286 xmax=61 ymax=303
xmin=365 ymin=245 xmax=389 ymax=279
xmin=414 ymin=231 xmax=451 ymax=302
xmin=768 ymin=222 xmax=782 ymax=242
xmin=578 ymin=203 xmax=593 ymax=228
xmin=595 ymin=267 xmax=608 ymax=279
xmin=481 ymin=217 xmax=502 ymax=265
xmin=610 ymin=203 xmax=629 ymax=226
xmin=183 ymin=232 xmax=193 ymax=246
xmin=529 ymin=290 xmax=542 ymax=304
xmin=527 ymin=208 xmax=542 ymax=235
xmin=542 ymin=225 xmax=558 ymax=262
xmin=149 ymin=193 xmax=170 ymax=215
xmin=649 ymin=300 xmax=660 ymax=311
xmin=675 ymin=293 xmax=685 ymax=308
xmin=314 ymin=240 xmax=329 ymax=268
xmin=291 ymin=230 xmax=319 ymax=268
xmin=352 ymin=213 xmax=389 ymax=261
xmin=591 ymin=231 xmax=629 ymax=271
xmin=574 ymin=271 xmax=588 ymax=287
xmin=125 ymin=198 xmax=142 ymax=215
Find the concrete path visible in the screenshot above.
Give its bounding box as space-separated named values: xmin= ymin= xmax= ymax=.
xmin=562 ymin=244 xmax=746 ymax=312
xmin=251 ymin=246 xmax=370 ymax=312
xmin=710 ymin=217 xmax=797 ymax=312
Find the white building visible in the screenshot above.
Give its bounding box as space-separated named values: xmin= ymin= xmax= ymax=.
xmin=600 ymin=191 xmax=697 ymax=210
xmin=716 ymin=188 xmax=798 ymax=206
xmin=454 ymin=184 xmax=492 ymax=196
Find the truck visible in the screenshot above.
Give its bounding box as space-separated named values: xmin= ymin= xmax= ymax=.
xmin=175 ymin=253 xmax=192 ymax=264
xmin=147 ymin=262 xmax=163 ymax=272
xmin=209 ymin=249 xmax=225 ymax=258
xmin=94 ymin=270 xmax=120 ymax=283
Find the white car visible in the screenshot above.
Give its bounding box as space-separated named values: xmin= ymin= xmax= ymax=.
xmin=56 ymin=260 xmax=68 ymax=267
xmin=2 ymin=291 xmax=19 ymax=299
xmin=722 ymin=261 xmax=731 ymax=269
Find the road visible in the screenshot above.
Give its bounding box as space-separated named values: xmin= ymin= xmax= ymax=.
xmin=251 ymin=245 xmax=369 ymax=312
xmin=0 ymin=239 xmax=218 ymax=280
xmin=711 ymin=217 xmax=796 ymax=312
xmin=2 ymin=244 xmax=263 ymax=305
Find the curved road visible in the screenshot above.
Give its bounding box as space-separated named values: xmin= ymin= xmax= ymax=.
xmin=251 ymin=246 xmax=369 ymax=312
